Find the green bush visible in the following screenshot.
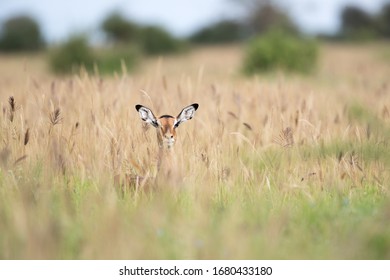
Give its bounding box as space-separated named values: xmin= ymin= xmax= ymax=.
xmin=243 ymin=30 xmax=318 ymax=75
xmin=49 ymin=36 xmax=95 ymax=74
xmin=49 ymin=36 xmax=138 ymax=75
xmin=0 ymin=15 xmax=45 ymax=52
xmin=94 ymin=47 xmax=139 ymax=75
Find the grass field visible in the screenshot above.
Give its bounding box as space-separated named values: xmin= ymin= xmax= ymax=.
xmin=0 ymin=43 xmax=389 ymax=259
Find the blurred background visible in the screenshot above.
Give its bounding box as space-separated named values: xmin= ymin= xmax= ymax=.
xmin=0 ymin=0 xmax=389 ymax=74
xmin=0 ymin=1 xmax=390 ymax=260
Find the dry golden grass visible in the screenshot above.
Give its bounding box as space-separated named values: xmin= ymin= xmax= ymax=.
xmin=0 ymin=43 xmax=389 ymax=259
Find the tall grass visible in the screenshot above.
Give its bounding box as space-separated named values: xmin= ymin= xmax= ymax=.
xmin=0 ymin=44 xmax=389 ymax=259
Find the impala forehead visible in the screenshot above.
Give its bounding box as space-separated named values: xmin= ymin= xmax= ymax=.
xmin=158 ymin=115 xmax=176 ymax=130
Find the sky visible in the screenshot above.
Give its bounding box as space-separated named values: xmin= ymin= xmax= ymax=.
xmin=0 ymin=0 xmax=389 ymax=42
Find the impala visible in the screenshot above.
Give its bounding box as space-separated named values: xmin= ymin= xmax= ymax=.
xmin=135 ymin=103 xmax=199 ymax=148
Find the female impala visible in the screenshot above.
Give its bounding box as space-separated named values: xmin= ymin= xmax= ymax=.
xmin=135 ymin=103 xmax=199 ymax=148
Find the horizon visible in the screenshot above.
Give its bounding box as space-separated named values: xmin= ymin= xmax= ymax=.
xmin=0 ymin=0 xmax=389 ymax=43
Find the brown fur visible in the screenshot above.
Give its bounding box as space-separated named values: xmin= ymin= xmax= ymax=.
xmin=157 ymin=116 xmax=177 ymax=148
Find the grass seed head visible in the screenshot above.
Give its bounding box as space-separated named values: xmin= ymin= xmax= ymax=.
xmin=24 ymin=128 xmax=30 ymax=145
xmin=49 ymin=108 xmax=63 ymax=126
xmin=8 ymin=96 xmax=16 ymax=122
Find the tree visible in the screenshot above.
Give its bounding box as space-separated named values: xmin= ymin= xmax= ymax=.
xmin=230 ymin=0 xmax=297 ymax=36
xmin=340 ymin=5 xmax=378 ymax=39
xmin=0 ymin=15 xmax=45 ymax=52
xmin=246 ymin=2 xmax=297 ymax=35
xmin=100 ymin=13 xmax=186 ymax=56
xmin=101 ymin=12 xmax=139 ymax=43
xmin=138 ymin=26 xmax=186 ymax=55
xmin=377 ymin=3 xmax=390 ymax=38
xmin=189 ymin=20 xmax=245 ymax=44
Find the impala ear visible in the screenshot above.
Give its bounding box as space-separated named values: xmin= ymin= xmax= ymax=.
xmin=135 ymin=104 xmax=159 ymax=128
xmin=174 ymin=103 xmax=199 ymax=128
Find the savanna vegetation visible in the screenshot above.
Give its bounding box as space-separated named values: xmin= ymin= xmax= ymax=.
xmin=1 ymin=0 xmax=390 ymax=260
xmin=0 ymin=42 xmax=389 ymax=259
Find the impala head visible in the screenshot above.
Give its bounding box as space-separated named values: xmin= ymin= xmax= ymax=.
xmin=135 ymin=103 xmax=199 ymax=148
